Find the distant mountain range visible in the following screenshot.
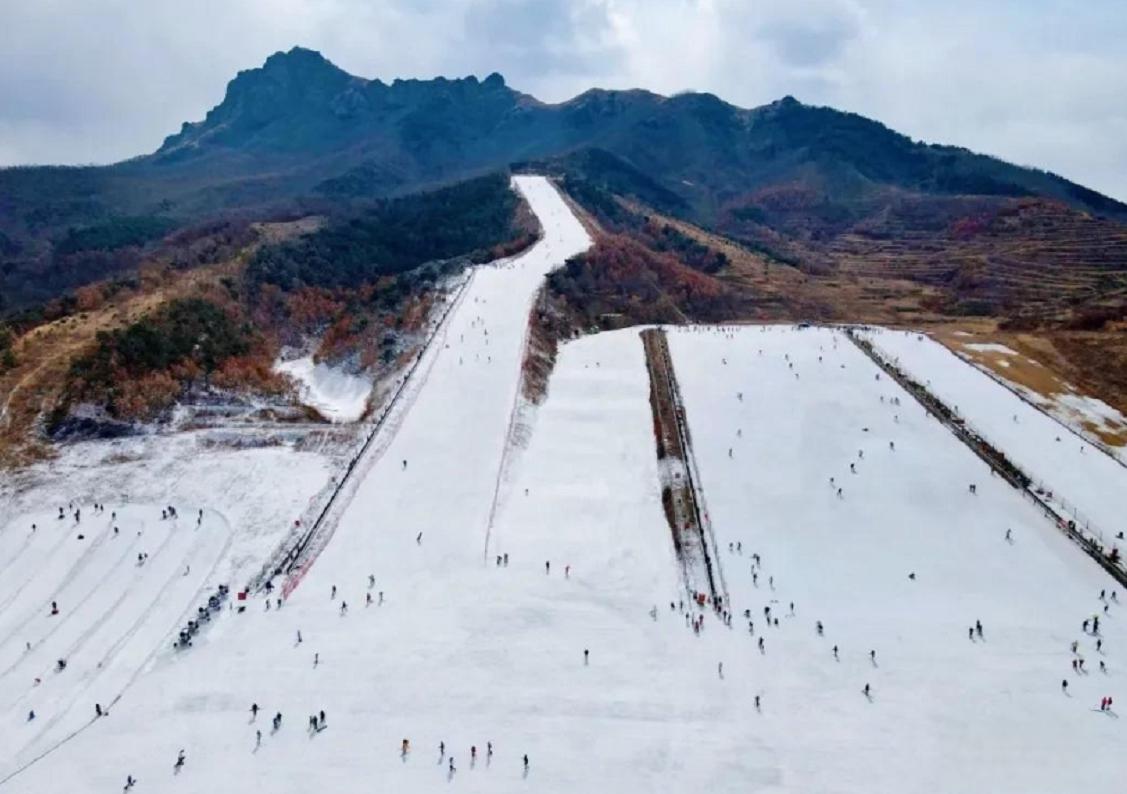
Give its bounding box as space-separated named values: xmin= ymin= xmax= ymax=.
xmin=2 ymin=45 xmax=1125 ymax=310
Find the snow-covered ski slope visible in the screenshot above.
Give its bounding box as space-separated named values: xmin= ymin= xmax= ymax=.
xmin=862 ymin=328 xmax=1127 ymax=542
xmin=2 ymin=178 xmax=1124 ymax=792
xmin=667 ymin=324 xmax=1125 ymax=791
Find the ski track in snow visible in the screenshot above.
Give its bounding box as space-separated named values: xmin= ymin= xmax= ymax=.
xmin=2 ymin=181 xmax=1126 ymax=791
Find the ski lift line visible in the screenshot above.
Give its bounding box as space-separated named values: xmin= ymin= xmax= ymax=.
xmin=659 ymin=332 xmax=729 ymax=606
xmin=246 ymin=270 xmax=476 ymax=595
xmin=848 ymin=330 xmax=1127 ymax=588
xmin=641 ymin=331 xmax=699 ymax=594
xmin=282 ymin=270 xmax=475 ymax=576
xmin=641 ymin=328 xmax=727 ymax=605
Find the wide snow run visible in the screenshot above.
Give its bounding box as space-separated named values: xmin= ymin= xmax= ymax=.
xmin=3 ymin=181 xmax=1124 ymax=792
xmin=863 ymin=328 xmax=1127 ymax=542
xmin=275 ymin=356 xmax=372 ymax=423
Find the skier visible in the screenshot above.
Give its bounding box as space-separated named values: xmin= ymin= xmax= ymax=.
xmin=174 ymin=749 xmax=186 ymax=772
xmin=545 ymin=561 xmax=550 ymax=574
xmin=366 ymin=592 xmax=373 ymax=606
xmin=1062 ymin=679 xmax=1069 ymax=692
xmin=523 ymin=754 xmax=529 ymax=771
xmin=314 ymin=653 xmax=320 ymax=667
xmin=439 ymin=741 xmax=445 ymax=758
xmin=584 ymin=649 xmax=589 ymax=665
xmin=816 ymin=621 xmax=824 ymax=636
xmin=487 ymin=741 xmax=493 ymax=759
xmin=754 ymin=695 xmax=761 ymax=711
xmin=870 ymin=649 xmax=877 ymax=664
xmin=27 ymin=710 xmax=34 ymax=721
xmin=95 ymin=703 xmax=103 ymax=718
xmin=340 ymin=601 xmax=348 ymax=615
xmin=565 ymin=565 xmax=570 ymax=578
xmin=1005 ymin=528 xmax=1012 ymax=542
xmin=251 ymin=702 xmax=259 ymax=719
xmin=296 ymin=630 xmax=302 ymax=645
xmin=319 ymin=709 xmax=325 ymax=725
xmin=416 ymin=532 xmax=423 ymax=545
xmin=273 ymin=713 xmax=282 ymax=730
xmin=123 ymin=775 xmax=136 ymax=791
xmin=368 ymin=574 xmax=375 ymax=589
xmin=863 ymin=683 xmax=871 ymax=698
xmin=402 ymin=459 xmax=408 ymax=470
xmin=758 ymin=637 xmax=765 ymax=653
xmin=471 ymin=745 xmax=477 ymax=762
xmin=718 ymin=661 xmax=724 ymax=678
xmin=975 ymin=620 xmax=983 ymax=638
xmin=331 ymin=585 xmax=337 ymax=599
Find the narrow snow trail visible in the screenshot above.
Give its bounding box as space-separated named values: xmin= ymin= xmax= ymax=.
xmin=863 ymin=328 xmax=1127 ymax=541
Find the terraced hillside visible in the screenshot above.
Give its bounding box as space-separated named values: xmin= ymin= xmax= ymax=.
xmin=826 ymin=198 xmax=1127 ymax=323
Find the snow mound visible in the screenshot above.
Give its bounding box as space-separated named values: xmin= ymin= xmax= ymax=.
xmin=275 ymin=356 xmax=372 ymax=423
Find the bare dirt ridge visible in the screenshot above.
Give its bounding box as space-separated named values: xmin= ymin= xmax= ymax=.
xmin=641 ymin=327 xmax=726 ymax=606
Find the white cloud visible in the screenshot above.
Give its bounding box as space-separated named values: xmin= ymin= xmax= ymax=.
xmin=0 ymin=0 xmax=1124 ymax=200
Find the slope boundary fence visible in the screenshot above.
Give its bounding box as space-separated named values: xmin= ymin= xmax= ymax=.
xmin=932 ymin=335 xmax=1127 ymax=471
xmin=847 ymin=328 xmax=1127 ymax=588
xmin=247 ymin=270 xmax=476 ymax=595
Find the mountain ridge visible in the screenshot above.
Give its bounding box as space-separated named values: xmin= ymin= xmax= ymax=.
xmin=2 ymin=45 xmax=1126 ymax=314
xmin=140 ymin=47 xmax=1124 ymax=219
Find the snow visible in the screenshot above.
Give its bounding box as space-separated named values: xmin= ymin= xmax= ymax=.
xmin=963 ymin=342 xmax=1017 ymax=355
xmin=1056 ymin=393 xmax=1127 ymax=443
xmin=667 ymin=324 xmax=1126 ymax=791
xmin=863 ymin=328 xmax=1127 ymax=540
xmin=946 ymin=337 xmax=1127 ymax=458
xmin=3 ymin=182 xmax=1125 ymax=793
xmin=275 ymin=356 xmax=372 ymax=423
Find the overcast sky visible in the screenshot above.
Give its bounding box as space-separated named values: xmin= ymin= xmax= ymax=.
xmin=2 ymin=0 xmax=1126 ymax=200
